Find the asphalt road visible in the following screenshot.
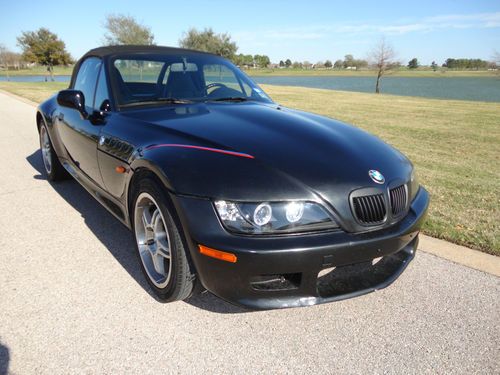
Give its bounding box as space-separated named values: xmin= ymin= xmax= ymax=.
xmin=0 ymin=91 xmax=499 ymax=374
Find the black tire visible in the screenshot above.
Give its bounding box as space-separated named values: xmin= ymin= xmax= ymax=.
xmin=131 ymin=177 xmax=195 ymax=302
xmin=39 ymin=122 xmax=67 ymax=181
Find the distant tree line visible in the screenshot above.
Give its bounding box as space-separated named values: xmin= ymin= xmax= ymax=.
xmin=233 ymin=54 xmax=271 ymax=68
xmin=442 ymin=58 xmax=490 ymax=70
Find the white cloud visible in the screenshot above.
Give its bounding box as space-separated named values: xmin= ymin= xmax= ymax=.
xmin=234 ymin=12 xmax=500 ymax=43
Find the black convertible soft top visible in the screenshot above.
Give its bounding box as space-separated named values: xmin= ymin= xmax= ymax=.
xmin=82 ymin=45 xmax=214 ymax=59
xmin=70 ymin=45 xmax=215 ymax=87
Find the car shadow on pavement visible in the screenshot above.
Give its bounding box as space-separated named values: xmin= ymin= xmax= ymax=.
xmin=26 ymin=150 xmax=247 ymax=314
xmin=0 ymin=340 xmax=9 ymax=375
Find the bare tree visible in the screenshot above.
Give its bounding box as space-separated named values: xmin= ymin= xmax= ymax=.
xmin=1 ymin=44 xmax=27 ymax=80
xmin=369 ymin=38 xmax=397 ymax=94
xmin=493 ymin=50 xmax=500 ymax=66
xmin=0 ymin=44 xmax=8 ymax=80
xmin=103 ymin=14 xmax=154 ymax=45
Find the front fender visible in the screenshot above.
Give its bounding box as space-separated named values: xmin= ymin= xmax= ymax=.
xmin=37 ymin=94 xmax=58 ymax=130
xmin=37 ymin=94 xmax=67 ymax=158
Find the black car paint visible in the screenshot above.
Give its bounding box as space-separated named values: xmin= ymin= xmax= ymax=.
xmin=37 ymin=46 xmax=429 ymax=309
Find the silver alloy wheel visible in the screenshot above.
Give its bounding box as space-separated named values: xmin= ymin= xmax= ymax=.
xmin=40 ymin=126 xmax=52 ymax=174
xmin=134 ymin=192 xmax=172 ymax=288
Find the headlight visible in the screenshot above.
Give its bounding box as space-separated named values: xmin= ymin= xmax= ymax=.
xmin=214 ymin=200 xmax=338 ymax=234
xmin=409 ymin=168 xmax=420 ymax=202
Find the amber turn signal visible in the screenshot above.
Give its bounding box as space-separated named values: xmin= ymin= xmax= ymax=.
xmin=115 ymin=166 xmax=127 ymax=174
xmin=198 ymin=245 xmax=237 ymax=263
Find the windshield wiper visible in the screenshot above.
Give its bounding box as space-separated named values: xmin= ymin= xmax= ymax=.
xmin=210 ymin=97 xmax=249 ymax=102
xmin=120 ymin=97 xmax=193 ymax=108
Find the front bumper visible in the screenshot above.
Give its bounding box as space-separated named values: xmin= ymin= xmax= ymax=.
xmin=173 ymin=187 xmax=429 ymax=310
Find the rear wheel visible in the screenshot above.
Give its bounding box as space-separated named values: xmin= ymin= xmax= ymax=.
xmin=39 ymin=123 xmax=67 ymax=181
xmin=132 ymin=178 xmax=195 ymax=302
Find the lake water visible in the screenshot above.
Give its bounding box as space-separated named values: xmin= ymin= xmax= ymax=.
xmin=1 ymin=74 xmax=499 ymax=102
xmin=0 ymin=75 xmax=71 ymax=83
xmin=254 ymin=76 xmax=500 ymax=102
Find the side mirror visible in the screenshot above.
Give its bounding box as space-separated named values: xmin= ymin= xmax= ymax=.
xmin=88 ymin=100 xmax=111 ymax=125
xmin=57 ymin=89 xmax=88 ymax=119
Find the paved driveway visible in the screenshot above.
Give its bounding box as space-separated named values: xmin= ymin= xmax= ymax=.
xmin=0 ymin=91 xmax=498 ymax=374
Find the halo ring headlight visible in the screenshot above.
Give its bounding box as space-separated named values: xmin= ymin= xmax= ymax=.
xmin=253 ymin=203 xmax=272 ymax=226
xmin=285 ymin=201 xmax=304 ymax=223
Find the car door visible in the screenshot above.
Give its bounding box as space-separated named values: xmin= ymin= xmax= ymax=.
xmin=56 ymin=57 xmax=104 ymax=186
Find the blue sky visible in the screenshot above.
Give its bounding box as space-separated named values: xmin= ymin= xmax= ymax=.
xmin=0 ymin=0 xmax=499 ymax=65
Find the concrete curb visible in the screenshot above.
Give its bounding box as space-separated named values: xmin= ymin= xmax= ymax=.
xmin=0 ymin=89 xmax=39 ymax=107
xmin=0 ymin=89 xmax=498 ymax=278
xmin=419 ymin=235 xmax=500 ymax=277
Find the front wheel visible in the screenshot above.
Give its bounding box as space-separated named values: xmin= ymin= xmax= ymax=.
xmin=132 ymin=178 xmax=195 ymax=302
xmin=39 ymin=123 xmax=67 ymax=181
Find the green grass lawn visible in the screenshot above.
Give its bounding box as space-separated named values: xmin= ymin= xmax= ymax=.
xmin=0 ymin=65 xmax=74 ymax=76
xmin=0 ymin=81 xmax=498 ymax=255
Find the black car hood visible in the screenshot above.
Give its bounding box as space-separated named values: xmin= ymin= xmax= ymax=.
xmin=122 ymin=102 xmax=412 ymax=229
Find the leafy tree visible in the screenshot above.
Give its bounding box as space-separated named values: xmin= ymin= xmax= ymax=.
xmin=17 ymin=28 xmax=72 ymax=80
xmin=324 ymin=59 xmax=333 ymax=68
xmin=341 ymin=54 xmax=368 ymax=69
xmin=292 ymin=61 xmax=302 ymax=69
xmin=285 ymin=58 xmax=292 ymax=67
xmin=343 ymin=54 xmax=354 ymax=68
xmin=103 ymin=14 xmax=154 ymax=45
xmin=431 ymin=61 xmax=438 ymax=71
xmin=233 ymin=53 xmax=254 ymax=67
xmin=253 ymin=54 xmax=270 ymax=68
xmin=407 ymin=58 xmax=419 ymax=69
xmin=354 ymin=59 xmax=369 ymax=69
xmin=369 ymin=38 xmax=397 ymax=94
xmin=179 ymin=27 xmax=237 ymax=59
xmin=334 ymin=59 xmax=343 ymax=68
xmin=279 ymin=60 xmax=285 ymax=67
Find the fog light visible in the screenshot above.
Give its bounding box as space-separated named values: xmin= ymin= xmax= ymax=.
xmin=285 ymin=201 xmax=304 ymax=223
xmin=253 ymin=203 xmax=272 ymax=226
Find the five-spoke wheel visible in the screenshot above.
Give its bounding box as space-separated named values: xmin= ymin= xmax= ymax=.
xmin=132 ymin=178 xmax=195 ymax=301
xmin=134 ymin=193 xmax=173 ymax=288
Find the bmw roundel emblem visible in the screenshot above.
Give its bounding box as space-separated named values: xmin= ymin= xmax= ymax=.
xmin=369 ymin=170 xmax=385 ymax=184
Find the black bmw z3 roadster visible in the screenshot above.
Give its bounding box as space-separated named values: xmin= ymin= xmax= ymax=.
xmin=37 ymin=45 xmax=429 ymax=309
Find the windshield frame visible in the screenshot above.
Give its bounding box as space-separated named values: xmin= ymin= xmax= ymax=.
xmin=107 ymin=53 xmax=274 ymax=110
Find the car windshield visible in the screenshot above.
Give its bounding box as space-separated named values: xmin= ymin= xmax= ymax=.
xmin=109 ymin=53 xmax=273 ymax=108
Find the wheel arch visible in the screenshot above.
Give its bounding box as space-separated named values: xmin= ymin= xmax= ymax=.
xmin=126 ymin=161 xmax=186 ymax=235
xmin=36 ymin=110 xmax=46 ymax=133
xmin=126 ymin=164 xmax=200 ymax=284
